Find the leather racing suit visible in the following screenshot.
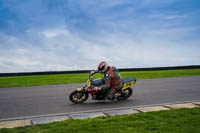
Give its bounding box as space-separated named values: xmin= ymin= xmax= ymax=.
xmin=100 ymin=66 xmax=123 ymax=100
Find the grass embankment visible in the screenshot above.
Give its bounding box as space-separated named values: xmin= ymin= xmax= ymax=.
xmin=0 ymin=69 xmax=200 ymax=88
xmin=1 ymin=107 xmax=200 ymax=133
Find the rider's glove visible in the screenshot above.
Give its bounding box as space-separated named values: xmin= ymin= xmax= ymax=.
xmin=90 ymin=70 xmax=96 ymax=74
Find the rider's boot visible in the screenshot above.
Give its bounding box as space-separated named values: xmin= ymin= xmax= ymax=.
xmin=107 ymin=88 xmax=116 ymax=100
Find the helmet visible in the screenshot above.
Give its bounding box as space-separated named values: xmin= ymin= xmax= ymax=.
xmin=97 ymin=61 xmax=108 ymax=73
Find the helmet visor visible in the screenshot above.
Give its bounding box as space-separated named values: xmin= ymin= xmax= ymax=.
xmin=98 ymin=66 xmax=105 ymax=72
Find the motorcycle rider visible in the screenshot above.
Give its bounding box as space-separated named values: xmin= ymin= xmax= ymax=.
xmin=92 ymin=61 xmax=123 ymax=100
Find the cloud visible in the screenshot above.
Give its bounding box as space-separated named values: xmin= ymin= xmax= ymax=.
xmin=0 ymin=0 xmax=199 ymax=72
xmin=40 ymin=29 xmax=70 ymax=38
xmin=0 ymin=24 xmax=200 ymax=73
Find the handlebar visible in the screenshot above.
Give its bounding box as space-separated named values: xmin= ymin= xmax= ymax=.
xmin=83 ymin=71 xmax=97 ymax=89
xmin=89 ymin=70 xmax=98 ymax=80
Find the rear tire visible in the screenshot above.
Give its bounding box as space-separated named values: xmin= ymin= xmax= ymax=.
xmin=117 ymin=87 xmax=133 ymax=100
xmin=69 ymin=91 xmax=88 ymax=104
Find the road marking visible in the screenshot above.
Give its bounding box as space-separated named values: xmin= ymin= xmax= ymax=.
xmin=1 ymin=100 xmax=200 ymax=122
xmin=165 ymin=103 xmax=199 ymax=109
xmin=0 ymin=100 xmax=200 ymax=129
xmin=68 ymin=112 xmax=106 ymax=119
xmin=193 ymin=101 xmax=200 ymax=105
xmin=104 ymin=108 xmax=139 ymax=116
xmin=136 ymin=106 xmax=170 ymax=112
xmin=0 ymin=120 xmax=31 ymax=128
xmin=32 ymin=116 xmax=69 ymax=124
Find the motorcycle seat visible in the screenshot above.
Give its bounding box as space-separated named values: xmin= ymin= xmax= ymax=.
xmin=122 ymin=78 xmax=137 ymax=83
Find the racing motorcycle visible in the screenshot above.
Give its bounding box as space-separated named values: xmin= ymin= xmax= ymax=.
xmin=69 ymin=71 xmax=137 ymax=104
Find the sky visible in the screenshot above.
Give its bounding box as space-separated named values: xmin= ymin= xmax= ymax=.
xmin=0 ymin=0 xmax=200 ymax=73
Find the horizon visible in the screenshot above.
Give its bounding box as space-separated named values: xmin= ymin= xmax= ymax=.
xmin=0 ymin=65 xmax=199 ymax=74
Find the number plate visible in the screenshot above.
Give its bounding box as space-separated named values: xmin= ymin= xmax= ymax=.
xmin=86 ymin=80 xmax=91 ymax=88
xmin=122 ymin=81 xmax=135 ymax=91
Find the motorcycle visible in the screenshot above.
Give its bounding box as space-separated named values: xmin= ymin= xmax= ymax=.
xmin=69 ymin=71 xmax=137 ymax=104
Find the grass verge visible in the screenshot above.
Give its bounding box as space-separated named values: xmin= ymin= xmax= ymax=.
xmin=0 ymin=69 xmax=200 ymax=88
xmin=0 ymin=107 xmax=200 ymax=133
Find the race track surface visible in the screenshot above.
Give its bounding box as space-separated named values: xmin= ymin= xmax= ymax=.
xmin=0 ymin=76 xmax=200 ymax=119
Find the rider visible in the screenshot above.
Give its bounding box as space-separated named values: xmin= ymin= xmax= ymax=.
xmin=94 ymin=61 xmax=123 ymax=100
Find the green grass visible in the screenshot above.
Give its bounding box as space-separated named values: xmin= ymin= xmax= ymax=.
xmin=0 ymin=69 xmax=200 ymax=88
xmin=1 ymin=107 xmax=200 ymax=133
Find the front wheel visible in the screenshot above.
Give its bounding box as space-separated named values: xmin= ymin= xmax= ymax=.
xmin=117 ymin=87 xmax=133 ymax=100
xmin=69 ymin=91 xmax=88 ymax=104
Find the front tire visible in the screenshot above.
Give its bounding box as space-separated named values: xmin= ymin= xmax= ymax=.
xmin=117 ymin=87 xmax=133 ymax=100
xmin=69 ymin=91 xmax=88 ymax=104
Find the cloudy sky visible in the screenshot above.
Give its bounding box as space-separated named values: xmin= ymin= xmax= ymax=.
xmin=0 ymin=0 xmax=200 ymax=73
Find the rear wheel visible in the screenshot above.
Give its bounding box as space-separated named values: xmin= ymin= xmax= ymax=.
xmin=69 ymin=91 xmax=88 ymax=104
xmin=117 ymin=87 xmax=133 ymax=100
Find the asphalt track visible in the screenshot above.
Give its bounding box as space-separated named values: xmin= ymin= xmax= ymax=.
xmin=0 ymin=76 xmax=200 ymax=120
